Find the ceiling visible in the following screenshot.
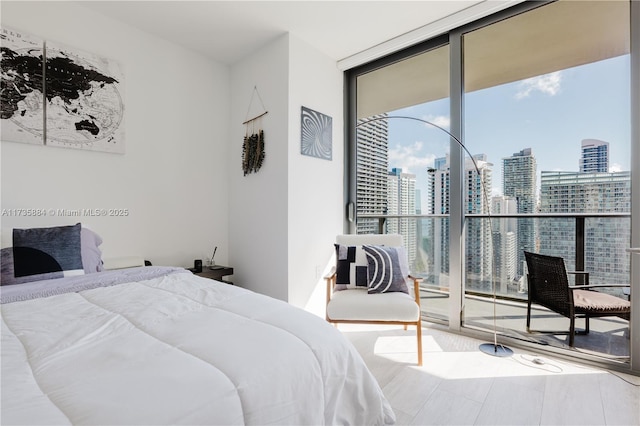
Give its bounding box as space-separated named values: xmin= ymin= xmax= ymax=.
xmin=79 ymin=1 xmax=485 ymax=65
xmin=357 ymin=0 xmax=630 ymax=118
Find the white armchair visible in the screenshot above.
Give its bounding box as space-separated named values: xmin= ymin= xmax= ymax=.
xmin=325 ymin=234 xmax=423 ymax=366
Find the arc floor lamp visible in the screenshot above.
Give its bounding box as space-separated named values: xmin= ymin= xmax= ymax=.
xmin=355 ymin=115 xmax=513 ymax=357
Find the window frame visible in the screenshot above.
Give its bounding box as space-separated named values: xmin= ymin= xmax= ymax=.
xmin=345 ymin=0 xmax=640 ymax=374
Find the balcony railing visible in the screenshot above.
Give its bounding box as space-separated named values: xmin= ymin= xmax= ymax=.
xmin=358 ymin=212 xmax=631 ymax=360
xmin=358 ymin=212 xmax=631 ymax=300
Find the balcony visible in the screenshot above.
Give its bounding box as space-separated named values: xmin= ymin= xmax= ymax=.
xmin=358 ymin=213 xmax=632 ymax=364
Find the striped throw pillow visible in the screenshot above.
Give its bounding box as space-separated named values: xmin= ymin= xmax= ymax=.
xmin=362 ymin=245 xmax=409 ymax=294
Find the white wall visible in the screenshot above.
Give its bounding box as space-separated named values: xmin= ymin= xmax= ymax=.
xmin=0 ymin=2 xmax=231 ymax=268
xmin=228 ymin=34 xmax=344 ymax=307
xmin=287 ymin=36 xmax=344 ymax=309
xmin=228 ymin=34 xmax=290 ymax=300
xmin=2 ymin=3 xmax=344 ymax=310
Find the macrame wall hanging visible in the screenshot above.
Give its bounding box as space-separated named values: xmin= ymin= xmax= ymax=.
xmin=242 ymin=86 xmax=268 ymax=176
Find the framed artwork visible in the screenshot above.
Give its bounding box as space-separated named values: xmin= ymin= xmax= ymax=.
xmin=45 ymin=41 xmax=125 ymax=153
xmin=300 ymin=106 xmax=332 ymax=160
xmin=0 ymin=27 xmax=45 ymax=145
xmin=0 ymin=27 xmax=125 ymax=153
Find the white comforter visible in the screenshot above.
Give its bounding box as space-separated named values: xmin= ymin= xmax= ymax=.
xmin=1 ymin=269 xmax=394 ymax=425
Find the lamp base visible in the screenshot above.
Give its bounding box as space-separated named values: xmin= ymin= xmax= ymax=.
xmin=479 ymin=343 xmax=513 ymax=357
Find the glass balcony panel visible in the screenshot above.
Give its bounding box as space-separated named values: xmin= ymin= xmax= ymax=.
xmin=463 ymin=215 xmax=630 ymax=362
xmin=352 ymin=0 xmax=633 ymax=370
xmin=356 ymin=214 xmax=630 ymax=361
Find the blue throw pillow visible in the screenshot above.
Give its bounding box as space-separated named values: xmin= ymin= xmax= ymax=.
xmin=362 ymin=245 xmax=409 ymax=294
xmin=12 ymin=223 xmax=84 ymax=279
xmin=0 ymin=247 xmax=64 ymax=286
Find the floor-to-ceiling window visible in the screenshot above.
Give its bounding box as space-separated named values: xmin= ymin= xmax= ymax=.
xmin=461 ymin=0 xmax=631 ymax=363
xmin=351 ymin=39 xmax=452 ymax=322
xmin=347 ymin=0 xmax=638 ymax=373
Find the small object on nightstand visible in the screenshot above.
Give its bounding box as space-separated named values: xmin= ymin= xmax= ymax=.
xmin=208 ymin=246 xmax=217 ymax=267
xmin=195 ymin=265 xmax=234 ymax=284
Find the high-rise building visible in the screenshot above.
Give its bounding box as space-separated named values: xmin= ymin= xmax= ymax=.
xmin=464 ymin=155 xmax=493 ymax=288
xmin=580 ymin=139 xmax=609 ymax=173
xmin=429 ymin=156 xmax=451 ymax=282
xmin=429 ymin=154 xmax=492 ymax=289
xmin=356 ymin=114 xmax=388 ymax=234
xmin=388 ymin=168 xmax=417 ymax=264
xmin=503 ymin=148 xmax=537 ymax=275
xmin=539 ymin=171 xmax=630 ymax=286
xmin=491 ymin=196 xmax=518 ymax=293
xmin=434 ymin=156 xmax=448 ymax=171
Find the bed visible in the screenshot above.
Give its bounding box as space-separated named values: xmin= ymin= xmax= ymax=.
xmin=1 ymin=225 xmax=395 ymax=425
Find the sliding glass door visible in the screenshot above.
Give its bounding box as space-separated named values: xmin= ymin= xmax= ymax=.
xmin=347 ymin=0 xmax=638 ymax=374
xmin=461 ymin=0 xmax=631 ymax=365
xmin=352 ymin=40 xmax=452 ymax=322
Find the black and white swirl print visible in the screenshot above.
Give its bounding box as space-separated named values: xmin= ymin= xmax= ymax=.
xmin=301 ymin=106 xmax=332 ymax=160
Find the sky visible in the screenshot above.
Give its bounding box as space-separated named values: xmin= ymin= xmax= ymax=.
xmin=386 ymin=55 xmax=631 ymax=211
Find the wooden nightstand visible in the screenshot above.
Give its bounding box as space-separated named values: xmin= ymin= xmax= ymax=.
xmin=195 ymin=266 xmax=234 ymax=284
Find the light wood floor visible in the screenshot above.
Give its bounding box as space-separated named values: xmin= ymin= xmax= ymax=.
xmin=339 ymin=323 xmax=640 ymax=426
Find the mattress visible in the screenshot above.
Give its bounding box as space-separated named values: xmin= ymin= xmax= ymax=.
xmin=1 ymin=267 xmax=395 ymax=425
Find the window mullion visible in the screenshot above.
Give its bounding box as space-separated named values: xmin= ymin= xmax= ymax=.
xmin=448 ymin=29 xmax=464 ymax=331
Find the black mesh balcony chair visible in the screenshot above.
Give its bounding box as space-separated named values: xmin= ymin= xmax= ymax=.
xmin=524 ymin=251 xmax=630 ymax=347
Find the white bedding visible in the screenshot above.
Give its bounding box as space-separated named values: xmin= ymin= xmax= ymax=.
xmin=1 ymin=269 xmax=395 ymax=425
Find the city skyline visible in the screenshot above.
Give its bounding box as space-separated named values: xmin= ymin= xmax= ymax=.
xmin=355 ymin=93 xmax=631 ymax=294
xmin=386 ymin=54 xmax=631 ymax=213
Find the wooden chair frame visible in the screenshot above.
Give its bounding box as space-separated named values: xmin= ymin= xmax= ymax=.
xmin=324 ymin=268 xmax=423 ymax=366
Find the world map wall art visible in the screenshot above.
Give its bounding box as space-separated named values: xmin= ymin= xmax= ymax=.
xmin=0 ymin=27 xmax=125 ymax=154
